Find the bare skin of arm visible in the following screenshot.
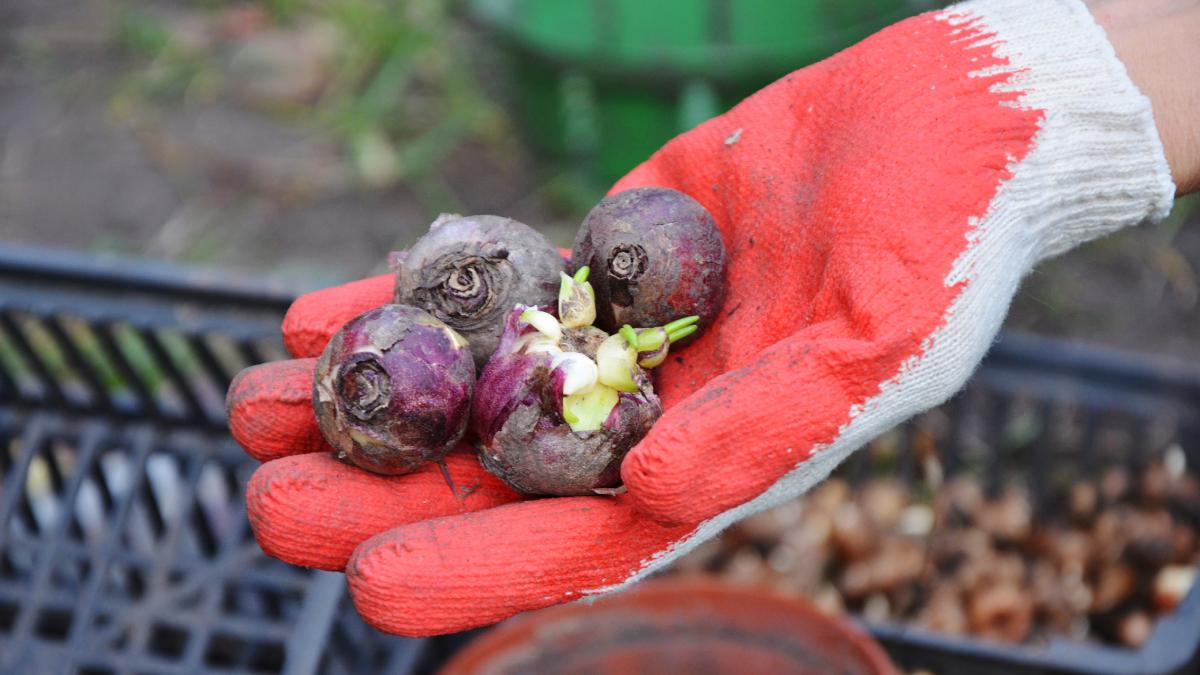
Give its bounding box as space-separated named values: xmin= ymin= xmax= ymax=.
xmin=1088 ymin=0 xmax=1200 ymax=195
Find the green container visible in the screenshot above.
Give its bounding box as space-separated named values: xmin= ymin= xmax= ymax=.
xmin=470 ymin=0 xmax=921 ymax=182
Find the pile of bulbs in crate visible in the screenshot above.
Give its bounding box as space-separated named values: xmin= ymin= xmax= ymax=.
xmin=674 ymin=450 xmax=1200 ymax=648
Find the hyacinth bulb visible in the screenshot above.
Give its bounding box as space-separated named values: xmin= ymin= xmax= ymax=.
xmin=470 ymin=268 xmax=698 ymax=496
xmin=313 ymin=305 xmax=475 ymax=475
xmin=393 ymin=213 xmax=566 ymax=368
xmin=572 ymin=187 xmax=726 ymax=334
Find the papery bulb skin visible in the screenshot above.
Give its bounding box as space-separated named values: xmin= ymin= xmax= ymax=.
xmin=394 ymin=214 xmax=566 ymax=368
xmin=572 ymin=187 xmax=726 ymax=333
xmin=561 ymin=325 xmax=607 ymax=359
xmin=313 ymin=305 xmax=475 ymax=475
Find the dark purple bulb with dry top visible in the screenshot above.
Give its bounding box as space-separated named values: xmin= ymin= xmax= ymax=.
xmin=394 ymin=214 xmax=566 ymax=368
xmin=573 ymin=187 xmax=726 ymax=333
xmin=313 ymin=304 xmax=475 ymax=475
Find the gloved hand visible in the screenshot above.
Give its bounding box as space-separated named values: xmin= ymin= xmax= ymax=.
xmin=227 ymin=0 xmax=1175 ymax=636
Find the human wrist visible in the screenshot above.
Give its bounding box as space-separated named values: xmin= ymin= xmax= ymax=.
xmin=940 ymin=0 xmax=1174 ymax=259
xmin=1087 ymin=0 xmax=1200 ymax=195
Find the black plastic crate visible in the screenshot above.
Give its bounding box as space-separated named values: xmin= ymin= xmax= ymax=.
xmin=1 ymin=244 xmax=1198 ymax=674
xmin=0 ymin=245 xmax=425 ymax=675
xmin=838 ymin=332 xmax=1200 ymax=675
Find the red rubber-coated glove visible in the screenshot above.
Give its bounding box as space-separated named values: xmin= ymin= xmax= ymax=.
xmin=227 ymin=0 xmax=1175 ymax=637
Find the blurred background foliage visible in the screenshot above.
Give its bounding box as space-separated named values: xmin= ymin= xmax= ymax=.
xmin=110 ymin=0 xmax=532 ymax=210
xmin=0 ymin=0 xmax=1197 ymax=357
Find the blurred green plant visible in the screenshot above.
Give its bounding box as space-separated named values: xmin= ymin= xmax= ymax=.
xmin=112 ymin=0 xmax=511 ymax=209
xmin=261 ymin=0 xmax=305 ymax=24
xmin=114 ymin=7 xmax=171 ymax=56
xmin=320 ymin=0 xmax=509 ymax=194
xmin=113 ymin=7 xmax=218 ymax=105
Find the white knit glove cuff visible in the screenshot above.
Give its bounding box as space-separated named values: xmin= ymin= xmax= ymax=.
xmin=944 ymin=0 xmax=1176 ymax=262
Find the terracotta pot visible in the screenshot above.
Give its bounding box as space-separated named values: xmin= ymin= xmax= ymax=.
xmin=438 ymin=577 xmax=898 ymax=675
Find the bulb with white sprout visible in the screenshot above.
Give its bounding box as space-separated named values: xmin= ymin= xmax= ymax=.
xmin=470 ymin=267 xmax=698 ymax=496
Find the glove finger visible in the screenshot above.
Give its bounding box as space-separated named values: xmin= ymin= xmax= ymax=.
xmin=346 ymin=495 xmax=695 ymax=636
xmin=624 ymin=316 xmax=952 ymax=527
xmin=247 ymin=450 xmax=522 ymax=571
xmin=282 ymin=274 xmax=394 ymax=358
xmin=227 ymin=358 xmax=325 ymax=462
